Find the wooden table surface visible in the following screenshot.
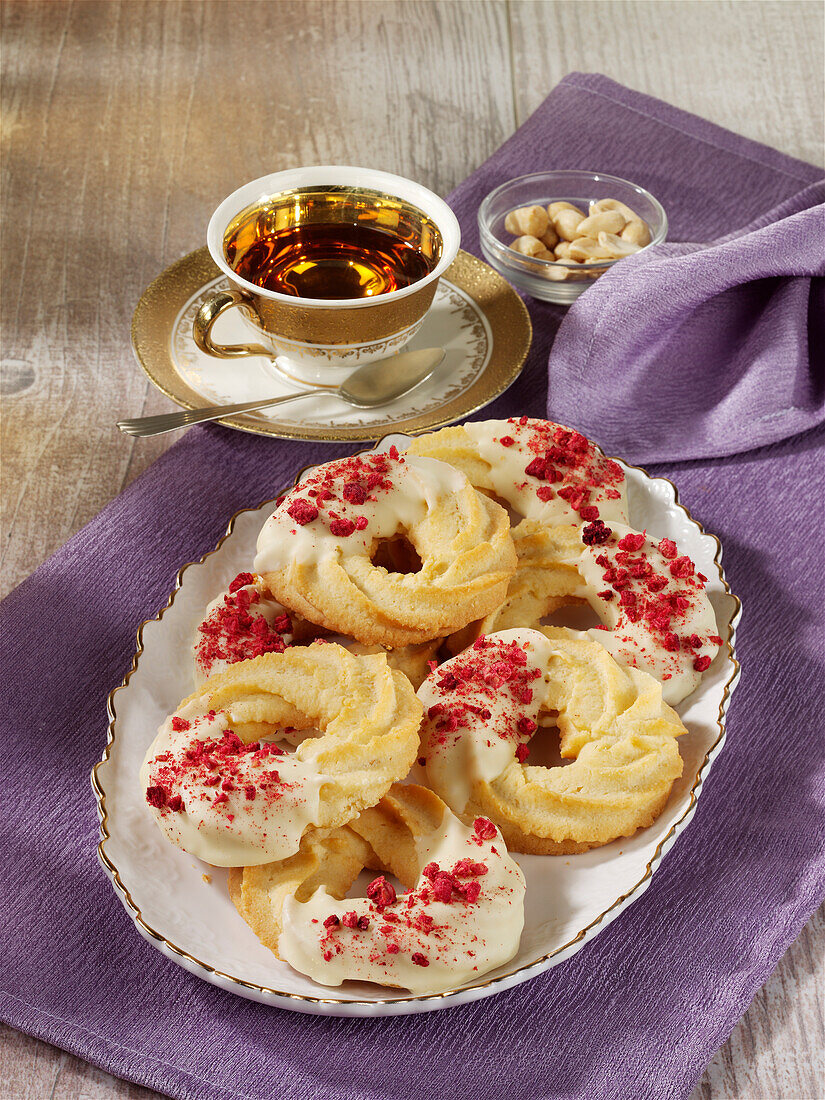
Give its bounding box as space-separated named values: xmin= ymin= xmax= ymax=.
xmin=2 ymin=2 xmax=823 ymax=1097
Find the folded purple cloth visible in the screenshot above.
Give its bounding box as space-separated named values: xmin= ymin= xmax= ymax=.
xmin=2 ymin=74 xmax=824 ymax=1100
xmin=547 ymin=182 xmax=825 ymax=463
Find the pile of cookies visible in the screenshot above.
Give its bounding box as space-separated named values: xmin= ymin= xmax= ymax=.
xmin=140 ymin=418 xmax=721 ymax=994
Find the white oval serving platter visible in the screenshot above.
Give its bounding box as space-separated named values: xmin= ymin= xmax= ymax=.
xmin=93 ymin=433 xmax=741 ymax=1016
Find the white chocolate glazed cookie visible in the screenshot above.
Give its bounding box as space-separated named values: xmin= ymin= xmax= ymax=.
xmin=140 ymin=644 xmax=421 ymax=866
xmin=450 ymin=520 xmax=722 ymax=705
xmin=578 ymin=520 xmax=722 ymax=704
xmin=254 ymin=448 xmax=517 ymax=648
xmin=408 ymin=418 xmax=629 ymax=527
xmin=264 ymin=785 xmax=525 ymax=993
xmin=193 ymin=572 xmax=296 ymax=685
xmin=419 ymin=628 xmax=686 ymax=854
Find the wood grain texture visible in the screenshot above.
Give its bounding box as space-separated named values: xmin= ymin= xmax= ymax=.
xmin=1 ymin=2 xmax=823 ymax=1098
xmin=508 ymin=0 xmax=825 ymax=165
xmin=0 ymin=0 xmax=514 ymax=595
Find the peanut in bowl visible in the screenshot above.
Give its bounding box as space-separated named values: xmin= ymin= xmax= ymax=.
xmin=478 ymin=170 xmax=668 ymax=304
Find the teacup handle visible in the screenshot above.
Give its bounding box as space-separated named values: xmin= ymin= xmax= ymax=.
xmin=193 ymin=289 xmax=272 ymax=359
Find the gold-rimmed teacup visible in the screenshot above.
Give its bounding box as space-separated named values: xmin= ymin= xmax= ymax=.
xmin=196 ymin=167 xmax=461 ymax=387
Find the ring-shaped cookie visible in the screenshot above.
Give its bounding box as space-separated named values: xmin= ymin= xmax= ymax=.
xmin=407 ymin=417 xmax=629 ymax=527
xmin=140 ymin=643 xmax=422 ymax=866
xmin=450 ymin=520 xmax=722 ymax=705
xmin=194 ymin=571 xmax=440 ymax=689
xmin=254 ymin=449 xmax=517 ymax=648
xmin=419 ymin=628 xmax=686 ymax=854
xmin=230 ymin=784 xmax=526 ymax=993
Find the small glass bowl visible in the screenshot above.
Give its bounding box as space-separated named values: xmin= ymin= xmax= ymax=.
xmin=477 ymin=170 xmax=667 ymax=305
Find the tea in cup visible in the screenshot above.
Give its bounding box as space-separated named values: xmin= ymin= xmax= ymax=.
xmin=196 ymin=167 xmax=461 ymax=386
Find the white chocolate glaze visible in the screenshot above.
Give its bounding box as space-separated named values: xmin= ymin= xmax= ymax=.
xmin=578 ymin=520 xmax=721 ymax=704
xmin=279 ymin=812 xmax=525 ymax=994
xmin=418 ymin=629 xmax=553 ymax=812
xmin=254 ymin=450 xmax=467 ymax=574
xmin=464 ymin=418 xmax=629 ymax=525
xmin=193 ymin=574 xmax=294 ymax=685
xmin=140 ymin=701 xmax=324 ymax=867
xmin=420 ymin=629 xmax=556 ymax=818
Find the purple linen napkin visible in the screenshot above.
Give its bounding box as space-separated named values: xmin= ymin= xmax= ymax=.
xmin=546 ymin=183 xmax=825 ymax=464
xmin=2 ymin=74 xmax=825 ymax=1100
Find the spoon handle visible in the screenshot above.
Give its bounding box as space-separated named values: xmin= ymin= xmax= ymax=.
xmin=117 ymin=390 xmax=337 ymax=437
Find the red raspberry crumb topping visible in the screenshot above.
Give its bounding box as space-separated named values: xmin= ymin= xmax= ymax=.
xmin=473 ymin=818 xmax=497 ymax=840
xmin=342 ymin=483 xmax=367 ymax=505
xmin=387 ymin=943 xmax=400 ymax=954
xmin=515 ymin=744 xmax=530 ymax=764
xmin=618 ymin=532 xmax=646 ymax=551
xmin=329 ymin=517 xmax=356 ymax=537
xmin=145 ymin=785 xmax=168 ymax=809
xmin=171 ymin=717 xmax=190 ymax=732
xmin=431 ymin=873 xmax=455 ymax=903
xmin=536 ymin=486 xmax=555 ymax=502
xmin=366 ymin=876 xmax=397 ymax=910
xmin=411 ymin=953 xmax=429 ymax=967
xmin=323 ymin=914 xmax=340 ymax=929
xmin=341 ymin=912 xmax=359 ymax=929
xmin=462 ymin=881 xmax=482 ymax=904
xmin=579 ymin=505 xmax=600 ymax=521
xmin=422 ymin=862 xmax=440 ymax=880
xmin=453 ymin=859 xmax=488 ymax=877
xmin=582 ymin=520 xmax=612 ymax=546
xmin=229 ymin=572 xmax=255 ymax=593
xmin=658 ymin=538 xmax=678 ymax=559
xmin=693 ymin=656 xmax=712 ymax=672
xmin=669 ymin=556 xmax=695 ymax=579
xmin=286 ymin=499 xmax=318 ymax=526
xmin=499 ymin=435 xmax=515 ymax=447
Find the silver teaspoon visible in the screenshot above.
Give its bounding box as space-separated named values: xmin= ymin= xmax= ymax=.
xmin=117 ymin=347 xmax=445 ymax=437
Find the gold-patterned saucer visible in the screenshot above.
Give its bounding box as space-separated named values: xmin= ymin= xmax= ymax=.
xmin=131 ymin=247 xmax=532 ymax=442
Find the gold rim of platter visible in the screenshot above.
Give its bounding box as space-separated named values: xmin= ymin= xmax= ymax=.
xmin=93 ymin=436 xmax=742 ymax=1011
xmin=130 ymin=247 xmax=532 ymax=442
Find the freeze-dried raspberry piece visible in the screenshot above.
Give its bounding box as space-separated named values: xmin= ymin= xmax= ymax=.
xmin=286 ymin=498 xmax=318 ymax=526
xmin=582 ymin=520 xmax=612 ymax=546
xmin=618 ymin=532 xmax=645 ymax=551
xmin=366 ymin=876 xmax=396 ymax=910
xmin=329 ymin=517 xmax=356 ymax=537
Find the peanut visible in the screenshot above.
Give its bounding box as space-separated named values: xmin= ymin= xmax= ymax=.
xmin=620 ymin=219 xmax=651 ymax=247
xmin=597 ymin=231 xmax=642 ymax=258
xmin=589 ymin=198 xmax=639 ymax=222
xmin=568 ymin=236 xmax=614 ymax=262
xmin=539 ymin=226 xmax=559 ymax=250
xmin=510 ymin=234 xmax=551 ymax=258
xmin=590 ymin=198 xmax=651 ymax=246
xmin=546 ymin=201 xmax=581 ymax=220
xmin=504 ymin=205 xmax=550 ymax=238
xmin=541 ymin=263 xmax=570 ymax=282
xmin=553 ymin=240 xmax=574 ymax=260
xmin=553 ymin=207 xmax=586 ymax=241
xmin=575 ymin=210 xmax=626 ymax=237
